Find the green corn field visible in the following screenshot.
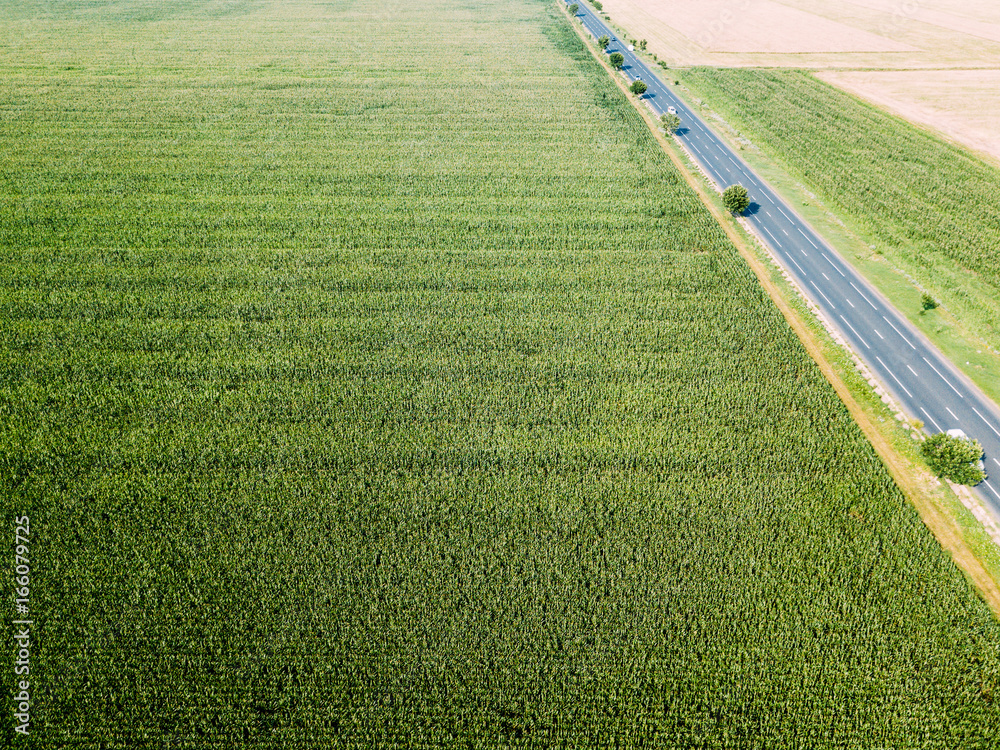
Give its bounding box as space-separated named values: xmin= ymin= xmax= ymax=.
xmin=1 ymin=0 xmax=999 ymax=747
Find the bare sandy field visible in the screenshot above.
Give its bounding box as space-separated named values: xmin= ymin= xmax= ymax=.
xmin=599 ymin=0 xmax=1000 ymax=66
xmin=605 ymin=0 xmax=916 ymax=56
xmin=843 ymin=0 xmax=1000 ymax=44
xmin=599 ymin=0 xmax=1000 ymax=163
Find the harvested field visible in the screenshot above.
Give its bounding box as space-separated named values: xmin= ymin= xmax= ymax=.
xmin=600 ymin=0 xmax=1000 ymax=67
xmin=843 ymin=0 xmax=1000 ymax=44
xmin=607 ymin=0 xmax=916 ymax=55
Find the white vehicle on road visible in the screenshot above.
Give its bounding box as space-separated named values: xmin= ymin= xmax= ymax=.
xmin=667 ymin=106 xmax=677 ymax=115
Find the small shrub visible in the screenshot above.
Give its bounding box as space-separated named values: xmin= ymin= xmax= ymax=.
xmin=722 ymin=184 xmax=750 ymax=214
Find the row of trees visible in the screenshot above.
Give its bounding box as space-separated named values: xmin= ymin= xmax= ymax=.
xmin=595 ymin=32 xmax=679 ymax=138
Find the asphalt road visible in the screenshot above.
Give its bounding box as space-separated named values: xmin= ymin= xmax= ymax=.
xmin=569 ymin=2 xmax=1000 ymax=519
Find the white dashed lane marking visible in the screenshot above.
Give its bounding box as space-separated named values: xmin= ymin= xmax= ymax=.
xmin=922 ymin=357 xmax=963 ymax=398
xmin=840 ymin=315 xmax=871 ymax=350
xmin=921 ymin=408 xmax=943 ymax=432
xmin=877 ymin=356 xmax=912 ymax=397
xmin=883 ymin=316 xmax=916 ymax=350
xmin=850 ymin=282 xmax=878 ymax=310
xmin=822 ymin=253 xmax=845 ymax=277
xmin=799 ymin=228 xmax=819 ymax=249
xmin=972 ymin=407 xmax=1000 ymax=438
xmin=810 ymin=281 xmax=835 ymax=308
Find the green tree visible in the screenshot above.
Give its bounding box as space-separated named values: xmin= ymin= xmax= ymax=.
xmin=568 ymin=3 xmax=579 ymax=14
xmin=592 ymin=0 xmax=602 ymax=9
xmin=921 ymin=432 xmax=986 ymax=485
xmin=921 ymin=292 xmax=938 ymax=311
xmin=722 ymin=184 xmax=750 ymax=214
xmin=630 ymin=80 xmax=648 ymax=95
xmin=609 ymin=52 xmax=624 ymax=69
xmin=639 ymin=39 xmax=647 ymax=50
xmin=598 ymin=35 xmax=609 ymax=49
xmin=661 ymin=113 xmax=681 ymax=135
